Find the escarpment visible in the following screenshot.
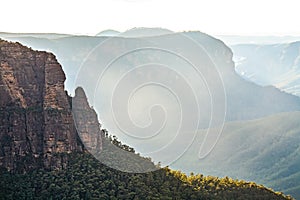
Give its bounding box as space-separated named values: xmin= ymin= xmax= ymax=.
xmin=0 ymin=39 xmax=101 ymax=172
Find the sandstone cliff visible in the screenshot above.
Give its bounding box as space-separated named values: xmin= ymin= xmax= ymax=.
xmin=72 ymin=87 xmax=102 ymax=155
xmin=0 ymin=39 xmax=101 ymax=172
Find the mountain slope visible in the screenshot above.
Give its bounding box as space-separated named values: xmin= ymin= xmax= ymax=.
xmin=231 ymin=42 xmax=300 ymax=96
xmin=0 ymin=39 xmax=293 ymax=199
xmin=172 ymin=111 xmax=300 ymax=199
xmin=2 ymin=31 xmax=300 ymax=125
xmin=2 ymin=32 xmax=300 ymax=189
xmin=0 ymin=151 xmax=294 ymax=200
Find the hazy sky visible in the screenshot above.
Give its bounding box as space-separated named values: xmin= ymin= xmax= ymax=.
xmin=1 ymin=0 xmax=300 ymax=36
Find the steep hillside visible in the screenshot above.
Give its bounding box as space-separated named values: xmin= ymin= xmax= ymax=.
xmin=172 ymin=111 xmax=300 ymax=199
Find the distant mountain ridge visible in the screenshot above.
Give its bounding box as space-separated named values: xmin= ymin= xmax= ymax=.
xmin=119 ymin=27 xmax=174 ymax=37
xmin=96 ymin=29 xmax=120 ymax=37
xmin=0 ymin=32 xmax=73 ymax=39
xmin=1 ymin=30 xmax=299 ymax=124
xmin=231 ymin=41 xmax=300 ymax=96
xmin=215 ymin=35 xmax=300 ymax=45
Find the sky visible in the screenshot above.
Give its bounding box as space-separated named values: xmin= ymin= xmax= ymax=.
xmin=1 ymin=0 xmax=300 ymax=36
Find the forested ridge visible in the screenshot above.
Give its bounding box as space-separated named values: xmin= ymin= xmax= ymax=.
xmin=0 ymin=134 xmax=293 ymax=200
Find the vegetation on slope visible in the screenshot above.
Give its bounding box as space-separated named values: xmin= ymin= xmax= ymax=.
xmin=172 ymin=111 xmax=300 ymax=199
xmin=0 ymin=134 xmax=293 ymax=200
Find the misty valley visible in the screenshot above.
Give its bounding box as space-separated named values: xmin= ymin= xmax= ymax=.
xmin=0 ymin=28 xmax=300 ymax=199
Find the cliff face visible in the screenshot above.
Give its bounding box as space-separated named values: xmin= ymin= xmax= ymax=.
xmin=0 ymin=39 xmax=101 ymax=172
xmin=72 ymin=87 xmax=102 ymax=155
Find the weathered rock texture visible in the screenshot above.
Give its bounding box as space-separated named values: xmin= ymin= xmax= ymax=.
xmin=72 ymin=87 xmax=102 ymax=155
xmin=0 ymin=39 xmax=101 ymax=172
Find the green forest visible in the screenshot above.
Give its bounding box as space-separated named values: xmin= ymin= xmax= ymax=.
xmin=0 ymin=134 xmax=294 ymax=200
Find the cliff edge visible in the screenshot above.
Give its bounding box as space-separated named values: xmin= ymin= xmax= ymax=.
xmin=0 ymin=39 xmax=101 ymax=172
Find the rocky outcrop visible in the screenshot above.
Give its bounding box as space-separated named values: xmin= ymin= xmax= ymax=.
xmin=72 ymin=87 xmax=102 ymax=155
xmin=0 ymin=39 xmax=101 ymax=172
